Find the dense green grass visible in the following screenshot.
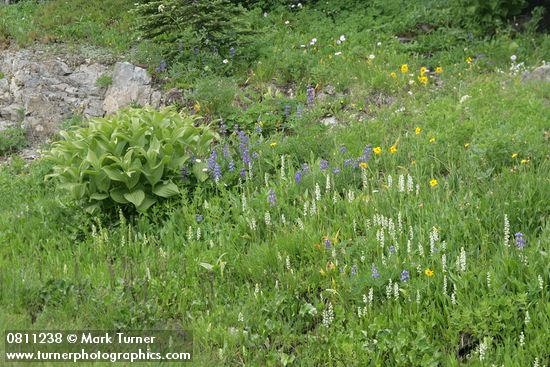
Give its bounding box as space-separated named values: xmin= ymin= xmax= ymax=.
xmin=1 ymin=73 xmax=549 ymax=365
xmin=0 ymin=0 xmax=135 ymax=50
xmin=1 ymin=1 xmax=549 ymax=366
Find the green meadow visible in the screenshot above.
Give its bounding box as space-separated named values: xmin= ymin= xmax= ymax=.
xmin=0 ymin=0 xmax=549 ymax=365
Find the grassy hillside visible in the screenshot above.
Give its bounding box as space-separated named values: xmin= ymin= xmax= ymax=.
xmin=0 ymin=0 xmax=549 ymax=366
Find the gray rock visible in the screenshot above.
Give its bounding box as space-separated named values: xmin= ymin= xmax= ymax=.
xmin=163 ymin=88 xmax=184 ymax=105
xmin=42 ymin=60 xmax=72 ymax=76
xmin=151 ymin=91 xmax=162 ymax=108
xmin=103 ymin=62 xmax=154 ymax=115
xmin=522 ymin=64 xmax=550 ymax=82
xmin=0 ymin=104 xmax=24 ymax=121
xmin=320 ymin=116 xmax=338 ymax=126
xmin=0 ymin=78 xmax=9 ymax=93
xmin=0 ymin=47 xmax=170 ymax=152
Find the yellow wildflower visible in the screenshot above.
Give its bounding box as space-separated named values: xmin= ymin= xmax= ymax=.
xmin=373 ymin=146 xmax=382 ymax=155
xmin=429 ymin=137 xmax=436 ymax=143
xmin=520 ymin=159 xmax=530 ymax=164
xmin=430 ymin=179 xmax=438 ymax=187
xmin=435 ymin=66 xmax=443 ymax=73
xmin=420 ymin=66 xmax=427 ymax=75
xmin=415 ymin=127 xmax=421 ymax=135
xmin=390 ymin=72 xmax=397 ymax=78
xmin=418 ymin=75 xmax=428 ymax=85
xmin=466 ymin=56 xmax=473 ymax=64
xmin=425 ymin=268 xmax=434 ymax=277
xmin=390 ymin=145 xmax=397 ymax=154
xmin=512 ymin=153 xmax=518 ymax=158
xmin=400 ymin=64 xmax=408 ymax=73
xmin=464 ymin=143 xmax=470 ymax=148
xmin=411 ymin=160 xmax=416 ymax=165
xmin=359 ymin=162 xmax=368 ymax=169
xmin=270 ymin=142 xmax=277 ymax=147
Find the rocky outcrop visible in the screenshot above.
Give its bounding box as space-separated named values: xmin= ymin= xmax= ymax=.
xmin=103 ymin=62 xmax=161 ymax=115
xmin=522 ymin=64 xmax=550 ymax=83
xmin=0 ymin=49 xmax=109 ymax=137
xmin=0 ymin=47 xmax=169 ymax=140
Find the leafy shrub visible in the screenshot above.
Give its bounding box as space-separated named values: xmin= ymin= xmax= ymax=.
xmin=133 ymin=0 xmax=253 ymax=61
xmin=46 ymin=108 xmax=218 ymax=213
xmin=455 ymin=0 xmax=529 ymax=33
xmin=0 ymin=125 xmax=28 ymax=155
xmin=192 ymin=77 xmax=239 ymax=116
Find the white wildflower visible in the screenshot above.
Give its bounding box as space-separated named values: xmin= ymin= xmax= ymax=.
xmin=315 ymin=183 xmax=321 ymax=201
xmin=322 ymin=302 xmax=334 ymax=327
xmin=407 ymin=174 xmax=414 ymax=192
xmin=418 ymin=242 xmax=425 ymax=257
xmin=459 ymin=247 xmax=467 ymax=272
xmin=519 ymin=331 xmax=525 ymax=347
xmin=310 ymin=200 xmax=317 ymax=215
xmin=398 ymin=174 xmax=405 ymax=192
xmin=479 ymin=338 xmax=488 ymax=361
xmin=368 ymin=288 xmax=374 ymax=306
xmin=504 ymin=214 xmax=510 ymax=247
xmin=187 ymin=226 xmax=193 ymax=241
xmin=459 ymin=95 xmax=471 ymax=104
